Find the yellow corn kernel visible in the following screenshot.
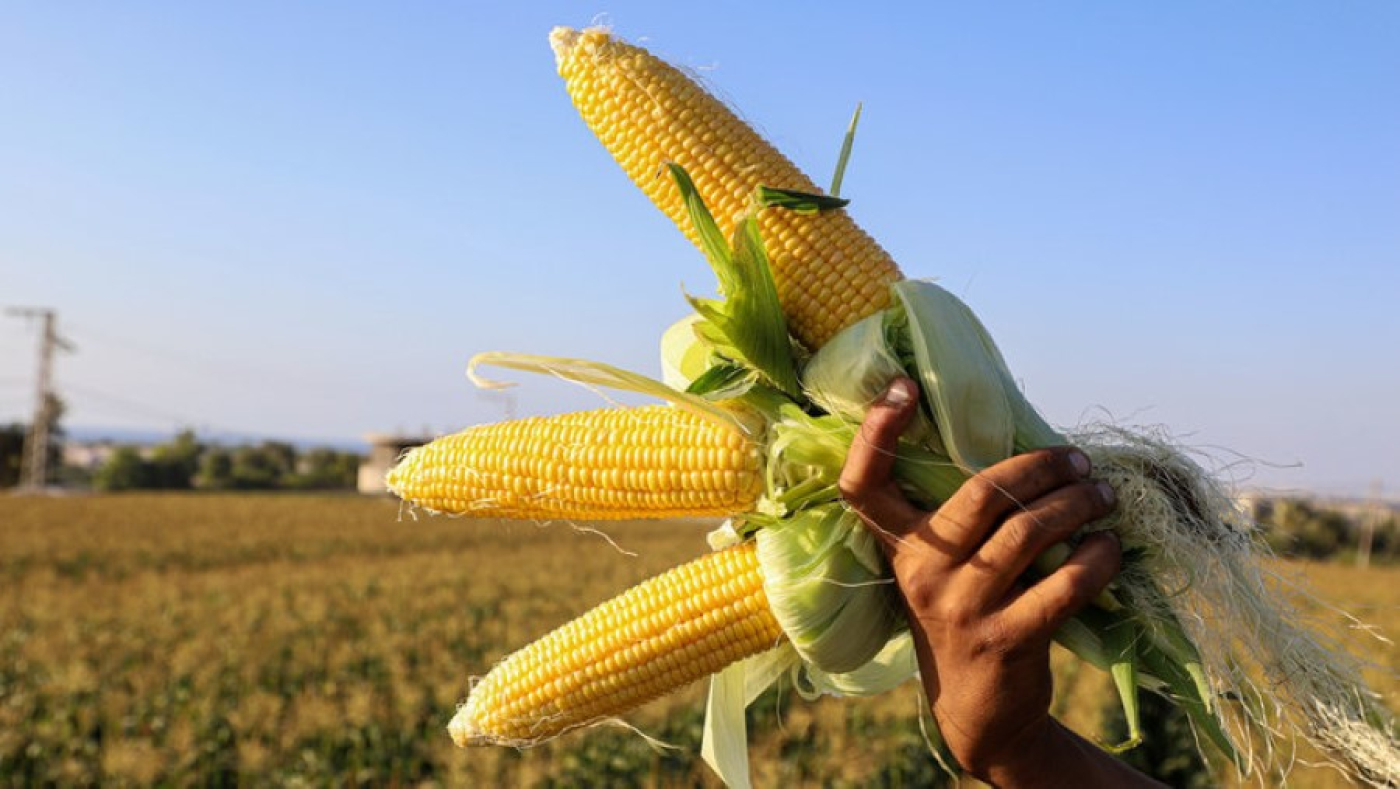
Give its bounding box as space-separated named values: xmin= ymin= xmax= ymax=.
xmin=550 ymin=26 xmax=904 ymax=350
xmin=385 ymin=405 xmax=763 ymax=520
xmin=448 ymin=541 xmax=784 ymax=746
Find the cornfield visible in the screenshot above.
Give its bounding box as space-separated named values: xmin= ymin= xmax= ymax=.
xmin=1 ymin=494 xmax=1393 ymax=787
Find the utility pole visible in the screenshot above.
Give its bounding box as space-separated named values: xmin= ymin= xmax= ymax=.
xmin=6 ymin=308 xmax=74 ymax=492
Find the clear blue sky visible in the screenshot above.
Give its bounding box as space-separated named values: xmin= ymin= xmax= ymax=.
xmin=2 ymin=2 xmax=1396 ymax=498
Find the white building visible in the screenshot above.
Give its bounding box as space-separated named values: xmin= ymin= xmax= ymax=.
xmin=357 ymin=433 xmax=431 ymax=495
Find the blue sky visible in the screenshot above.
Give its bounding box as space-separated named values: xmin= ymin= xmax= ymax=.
xmin=2 ymin=2 xmax=1397 ymax=497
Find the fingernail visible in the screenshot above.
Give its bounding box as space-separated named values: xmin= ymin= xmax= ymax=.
xmin=883 ymin=378 xmax=914 ymax=407
xmin=1069 ymin=450 xmax=1091 ymax=477
xmin=1096 ymin=481 xmax=1116 ymax=506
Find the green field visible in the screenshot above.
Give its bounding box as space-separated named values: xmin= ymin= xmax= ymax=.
xmin=1 ymin=494 xmax=1394 ymax=787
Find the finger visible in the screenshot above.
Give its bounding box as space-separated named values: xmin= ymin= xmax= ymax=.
xmin=963 ymin=480 xmax=1116 ymax=604
xmin=998 ymin=531 xmax=1122 ymax=643
xmin=934 ymin=446 xmax=1092 ymax=560
xmin=838 ymin=378 xmax=927 ymax=539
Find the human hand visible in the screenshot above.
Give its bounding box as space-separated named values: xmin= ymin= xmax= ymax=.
xmin=839 ymin=377 xmax=1144 ymax=787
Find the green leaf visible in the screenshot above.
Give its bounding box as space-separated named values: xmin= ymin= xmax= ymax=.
xmin=728 ymin=216 xmax=801 ymax=395
xmin=1101 ymin=617 xmax=1144 ymax=753
xmin=830 ymin=102 xmax=862 ymax=198
xmin=687 ymin=362 xmax=757 ymax=400
xmin=669 ymin=163 xmax=802 ymax=399
xmin=754 ymin=185 xmax=850 ymax=215
xmin=1134 ymin=639 xmax=1242 ymax=771
xmin=732 ymin=382 xmax=793 ymax=424
xmin=668 ymin=163 xmax=733 ymax=273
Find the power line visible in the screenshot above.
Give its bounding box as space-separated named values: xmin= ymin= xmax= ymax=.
xmin=61 ymin=382 xmax=314 ymax=446
xmin=63 ymin=382 xmax=203 ymax=428
xmin=63 ymin=320 xmax=347 ymax=394
xmin=7 ymin=317 xmax=372 ymax=452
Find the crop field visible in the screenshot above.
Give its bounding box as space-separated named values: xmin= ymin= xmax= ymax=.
xmin=1 ymin=494 xmax=1395 ymax=787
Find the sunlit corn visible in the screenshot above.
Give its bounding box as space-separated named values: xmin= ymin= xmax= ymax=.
xmin=550 ymin=26 xmax=903 ymax=350
xmin=386 ymin=405 xmax=763 ymax=520
xmin=448 ymin=540 xmax=783 ymax=746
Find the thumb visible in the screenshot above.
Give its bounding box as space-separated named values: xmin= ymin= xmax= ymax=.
xmin=839 ymin=378 xmax=926 ymax=538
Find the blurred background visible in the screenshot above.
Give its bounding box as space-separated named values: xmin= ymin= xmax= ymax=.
xmin=2 ymin=2 xmax=1396 ymax=786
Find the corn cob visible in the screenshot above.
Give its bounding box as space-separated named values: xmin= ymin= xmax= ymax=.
xmin=449 ymin=540 xmax=783 ymax=746
xmin=386 ymin=404 xmax=763 ymax=520
xmin=550 ymin=26 xmax=904 ymax=350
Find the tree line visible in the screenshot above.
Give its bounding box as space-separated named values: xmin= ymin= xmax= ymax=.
xmin=1 ymin=423 xmax=362 ymax=492
xmin=91 ymin=430 xmax=362 ymax=491
xmin=1257 ymin=497 xmax=1399 ymax=563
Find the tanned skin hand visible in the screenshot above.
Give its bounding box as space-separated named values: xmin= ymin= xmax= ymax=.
xmin=839 ymin=378 xmax=1165 ymax=788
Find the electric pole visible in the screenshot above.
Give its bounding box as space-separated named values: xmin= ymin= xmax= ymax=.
xmin=7 ymin=308 xmax=74 ymax=492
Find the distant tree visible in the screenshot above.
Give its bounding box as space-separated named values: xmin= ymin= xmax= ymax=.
xmin=0 ymin=423 xmax=25 ymax=488
xmin=147 ymin=429 xmax=202 ymax=489
xmin=1262 ymin=499 xmax=1351 ymax=559
xmin=89 ymin=434 xmax=364 ymax=493
xmin=261 ymin=441 xmax=297 ymax=478
xmin=286 ymin=448 xmax=361 ymax=490
xmin=195 ymin=447 xmax=234 ymax=490
xmin=227 ymin=443 xmax=296 ymax=490
xmin=1379 ymin=516 xmax=1399 ymax=562
xmin=92 ymin=430 xmax=206 ymax=491
xmin=1361 ymin=513 xmax=1399 ymax=564
xmin=94 ymin=447 xmax=154 ymax=491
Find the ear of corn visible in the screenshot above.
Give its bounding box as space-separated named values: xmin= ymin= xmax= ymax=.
xmin=449 ymin=540 xmax=784 ymax=746
xmin=386 ymin=405 xmax=763 ymax=521
xmin=550 ymin=26 xmax=903 ymax=350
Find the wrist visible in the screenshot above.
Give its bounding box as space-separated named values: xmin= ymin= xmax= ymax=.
xmin=973 ymin=720 xmax=1165 ymax=789
xmin=973 ymin=719 xmax=1074 ymax=788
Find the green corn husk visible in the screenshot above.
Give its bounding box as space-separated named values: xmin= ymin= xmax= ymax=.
xmin=890 ymin=282 xmax=1017 ymax=473
xmin=756 ymin=503 xmax=901 ymax=674
xmin=801 ymin=308 xmax=941 ymax=452
xmin=660 ymin=313 xmax=716 ymax=391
